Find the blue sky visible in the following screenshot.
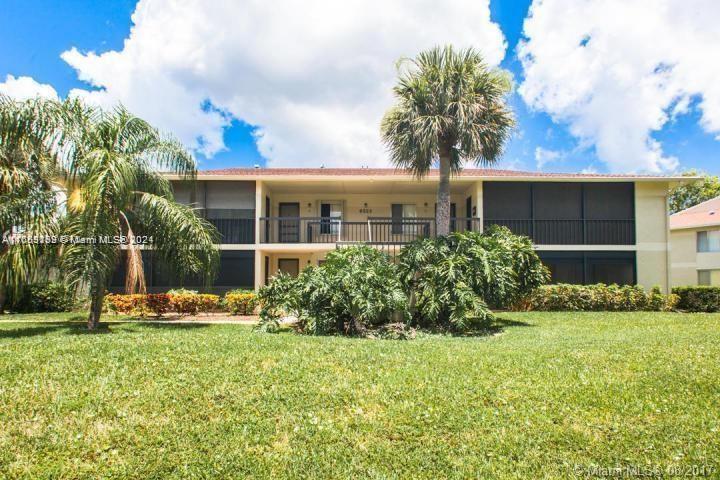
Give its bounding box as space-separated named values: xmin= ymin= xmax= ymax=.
xmin=1 ymin=0 xmax=718 ymax=174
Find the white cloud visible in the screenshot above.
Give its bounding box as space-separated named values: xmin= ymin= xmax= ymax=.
xmin=0 ymin=75 xmax=58 ymax=101
xmin=519 ymin=0 xmax=720 ymax=173
xmin=495 ymin=158 xmax=527 ymax=171
xmin=58 ymin=0 xmax=507 ymax=166
xmin=534 ymin=147 xmax=562 ymax=170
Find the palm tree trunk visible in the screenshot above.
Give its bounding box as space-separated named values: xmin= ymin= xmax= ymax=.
xmin=436 ymin=148 xmax=452 ymax=236
xmin=0 ymin=285 xmax=6 ymax=314
xmin=87 ymin=280 xmax=105 ymax=330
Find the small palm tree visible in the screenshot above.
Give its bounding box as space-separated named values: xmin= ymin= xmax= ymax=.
xmin=60 ymin=101 xmax=219 ymax=329
xmin=381 ymin=46 xmax=515 ymax=236
xmin=0 ymin=96 xmax=63 ymax=312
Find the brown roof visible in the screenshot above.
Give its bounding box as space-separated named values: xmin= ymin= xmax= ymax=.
xmin=670 ymin=196 xmax=720 ymax=230
xmin=197 ymin=167 xmax=681 ymax=179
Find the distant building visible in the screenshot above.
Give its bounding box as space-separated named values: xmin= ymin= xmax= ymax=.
xmin=670 ymin=196 xmax=720 ymax=286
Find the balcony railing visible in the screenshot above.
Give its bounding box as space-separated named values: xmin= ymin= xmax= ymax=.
xmin=483 ymin=218 xmax=635 ymax=245
xmin=259 ymin=217 xmax=440 ymax=244
xmin=258 ymin=217 xmax=635 ymax=245
xmin=200 ymin=209 xmax=255 ymax=244
xmin=207 ymin=218 xmax=255 ymax=244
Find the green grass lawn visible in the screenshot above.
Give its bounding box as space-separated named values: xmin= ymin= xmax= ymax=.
xmin=0 ymin=312 xmax=718 ymax=479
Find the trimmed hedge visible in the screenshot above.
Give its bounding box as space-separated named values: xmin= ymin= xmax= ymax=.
xmin=522 ymin=284 xmax=678 ymax=312
xmin=672 ymin=286 xmax=720 ymax=312
xmin=224 ymin=290 xmax=257 ymax=315
xmin=106 ymin=292 xmax=220 ymax=316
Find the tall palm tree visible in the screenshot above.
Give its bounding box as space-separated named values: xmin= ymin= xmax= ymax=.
xmin=381 ymin=46 xmax=515 ymax=236
xmin=59 ymin=101 xmax=219 ymax=329
xmin=0 ymin=96 xmax=63 ymax=312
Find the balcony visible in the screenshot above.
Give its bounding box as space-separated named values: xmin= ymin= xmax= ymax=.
xmin=201 ymin=209 xmax=255 ymax=244
xmin=483 ymin=219 xmax=635 ymax=245
xmin=258 ymin=216 xmax=634 ymax=245
xmin=259 ymin=217 xmax=483 ymax=244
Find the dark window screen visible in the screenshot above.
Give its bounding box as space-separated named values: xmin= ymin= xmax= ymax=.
xmin=588 ymin=258 xmax=635 ymax=285
xmin=110 ymin=251 xmax=254 ymax=291
xmin=584 ymin=183 xmax=634 ymax=219
xmin=538 ymin=251 xmax=636 ymax=285
xmin=533 ymin=183 xmax=582 ymax=220
xmin=320 ymin=203 xmax=332 ymax=234
xmin=538 ymin=252 xmax=584 ymax=284
xmin=215 ymin=251 xmax=255 ymax=287
xmin=391 ymin=204 xmax=403 ymax=234
xmin=547 ymin=259 xmax=585 ymax=284
xmin=483 ymin=182 xmax=531 ymax=219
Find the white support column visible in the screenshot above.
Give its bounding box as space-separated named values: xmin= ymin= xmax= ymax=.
xmin=475 ymin=180 xmax=483 ymax=232
xmin=255 ymin=180 xmax=263 ymax=245
xmin=254 ymin=249 xmax=264 ymax=291
xmin=635 ymin=182 xmax=671 ymax=292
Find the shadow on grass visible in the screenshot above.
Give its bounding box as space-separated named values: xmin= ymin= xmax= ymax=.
xmin=0 ymin=322 xmax=112 ymax=339
xmin=0 ymin=319 xmax=211 ymax=339
xmin=494 ymin=317 xmax=534 ymax=328
xmin=127 ymin=322 xmax=209 ymax=331
xmin=408 ymin=316 xmax=535 ymax=338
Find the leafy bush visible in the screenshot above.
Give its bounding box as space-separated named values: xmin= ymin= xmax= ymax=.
xmin=257 ymin=246 xmax=408 ymax=335
xmin=9 ymin=282 xmax=78 ymax=313
xmin=525 ymin=284 xmax=678 ymax=312
xmin=169 ymin=293 xmax=219 ymax=315
xmin=145 ymin=294 xmax=171 ymax=317
xmin=106 ymin=292 xmax=219 ymax=316
xmin=672 ymin=286 xmax=720 ymax=312
xmin=106 ymin=294 xmax=147 ymax=315
xmin=397 ymin=227 xmax=549 ymax=331
xmin=224 ymin=290 xmax=257 ymax=315
xmin=197 ymin=294 xmax=220 ymax=313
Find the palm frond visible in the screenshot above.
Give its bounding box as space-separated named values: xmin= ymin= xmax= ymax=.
xmin=133 ymin=192 xmax=219 ymax=286
xmin=381 ymin=45 xmax=515 ymax=173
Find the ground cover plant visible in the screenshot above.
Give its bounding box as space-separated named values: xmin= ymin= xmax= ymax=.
xmin=0 ymin=311 xmax=718 ymax=478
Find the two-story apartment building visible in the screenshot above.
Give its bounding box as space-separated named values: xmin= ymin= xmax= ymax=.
xmin=670 ymin=196 xmax=720 ymax=286
xmin=110 ymin=168 xmax=683 ymax=293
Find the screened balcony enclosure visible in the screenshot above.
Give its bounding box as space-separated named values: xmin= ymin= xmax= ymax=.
xmin=200 ymin=208 xmax=255 ymax=244
xmin=259 ymin=217 xmax=441 ymax=244
xmin=482 ymin=181 xmax=636 ymax=246
xmin=258 ymin=215 xmax=634 ymax=245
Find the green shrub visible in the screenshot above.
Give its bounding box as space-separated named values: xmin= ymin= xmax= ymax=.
xmin=9 ymin=282 xmax=77 ymax=313
xmin=105 ymin=293 xmax=147 ymax=315
xmin=525 ymin=284 xmax=678 ymax=312
xmin=672 ymin=286 xmax=720 ymax=312
xmin=257 ymin=246 xmax=408 ymax=335
xmin=145 ymin=294 xmax=171 ymax=317
xmin=224 ymin=291 xmax=257 ymax=315
xmin=105 ymin=292 xmax=219 ymax=316
xmin=397 ymin=227 xmax=549 ymax=330
xmin=169 ymin=293 xmax=219 ymax=315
